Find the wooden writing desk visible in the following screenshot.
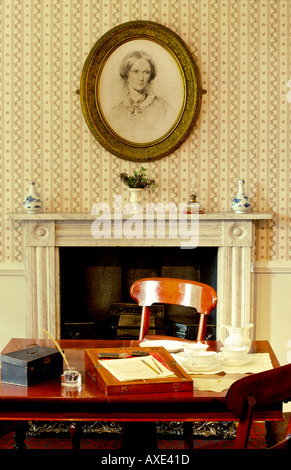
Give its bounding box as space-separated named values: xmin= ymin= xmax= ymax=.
xmin=0 ymin=338 xmax=282 ymax=449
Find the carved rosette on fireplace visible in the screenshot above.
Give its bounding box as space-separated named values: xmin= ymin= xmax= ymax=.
xmin=6 ymin=211 xmax=272 ymax=339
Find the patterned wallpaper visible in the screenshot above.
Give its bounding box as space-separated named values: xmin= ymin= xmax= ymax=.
xmin=0 ymin=0 xmax=290 ymax=262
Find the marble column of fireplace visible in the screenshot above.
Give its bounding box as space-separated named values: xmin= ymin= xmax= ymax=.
xmin=6 ymin=211 xmax=272 ymax=339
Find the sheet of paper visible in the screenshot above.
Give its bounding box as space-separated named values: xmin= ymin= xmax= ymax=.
xmin=193 ymin=377 xmax=238 ymax=392
xmin=99 ymin=355 xmax=174 ymax=382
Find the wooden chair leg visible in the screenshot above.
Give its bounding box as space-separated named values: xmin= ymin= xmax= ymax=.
xmin=183 ymin=422 xmax=193 ymax=449
xmin=13 ymin=422 xmax=29 ymax=450
xmin=234 ymin=397 xmax=255 ymax=449
xmin=70 ymin=422 xmax=81 ymax=450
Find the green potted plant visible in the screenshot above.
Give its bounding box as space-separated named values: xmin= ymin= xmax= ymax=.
xmin=120 ymin=166 xmax=156 ymax=190
xmin=120 ymin=167 xmax=156 ymax=214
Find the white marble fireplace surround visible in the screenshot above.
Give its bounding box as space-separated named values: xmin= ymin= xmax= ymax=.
xmin=6 ymin=211 xmax=272 ymax=340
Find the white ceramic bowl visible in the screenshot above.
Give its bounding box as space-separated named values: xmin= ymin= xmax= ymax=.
xmin=186 ymin=350 xmax=217 ymax=366
xmin=183 ymin=342 xmax=209 ymax=355
xmin=220 ymin=346 xmax=248 ymax=361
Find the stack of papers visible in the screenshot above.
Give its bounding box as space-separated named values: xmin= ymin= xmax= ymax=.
xmin=99 ymin=355 xmax=174 ymax=382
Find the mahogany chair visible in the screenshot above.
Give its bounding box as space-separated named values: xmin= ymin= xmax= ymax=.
xmin=123 ymin=277 xmax=217 ymax=449
xmin=129 ymin=277 xmax=218 ymax=342
xmin=225 ymin=363 xmax=291 ymax=449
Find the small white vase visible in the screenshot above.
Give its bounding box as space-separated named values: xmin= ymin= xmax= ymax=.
xmin=23 ymin=181 xmax=42 ymax=213
xmin=128 ymin=188 xmax=144 ymax=214
xmin=231 ymin=179 xmax=251 ymax=213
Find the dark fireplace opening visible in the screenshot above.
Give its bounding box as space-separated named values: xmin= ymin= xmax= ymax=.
xmin=60 ymin=246 xmax=217 ymax=341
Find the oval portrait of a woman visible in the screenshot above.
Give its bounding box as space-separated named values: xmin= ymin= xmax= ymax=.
xmin=98 ymin=40 xmax=185 ymax=145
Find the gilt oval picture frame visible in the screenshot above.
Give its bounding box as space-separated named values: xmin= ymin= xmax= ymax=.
xmin=80 ymin=21 xmax=204 ymax=162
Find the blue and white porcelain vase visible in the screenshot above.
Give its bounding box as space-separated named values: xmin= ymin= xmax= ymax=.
xmin=23 ymin=181 xmax=42 ymax=213
xmin=231 ymin=179 xmax=251 ymax=213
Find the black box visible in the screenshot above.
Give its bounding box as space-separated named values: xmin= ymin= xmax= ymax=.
xmin=1 ymin=346 xmax=64 ymax=386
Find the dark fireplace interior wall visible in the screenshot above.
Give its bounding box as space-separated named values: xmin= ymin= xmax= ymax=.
xmin=60 ymin=246 xmax=217 ymax=339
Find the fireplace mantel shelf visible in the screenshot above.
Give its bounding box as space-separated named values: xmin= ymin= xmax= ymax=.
xmin=6 ymin=211 xmax=273 ymax=339
xmin=5 ymin=211 xmax=273 ymax=221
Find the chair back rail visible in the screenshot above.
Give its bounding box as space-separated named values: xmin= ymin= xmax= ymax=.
xmin=130 ymin=277 xmax=217 ymax=341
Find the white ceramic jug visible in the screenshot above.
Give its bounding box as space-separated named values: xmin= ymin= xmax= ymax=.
xmin=219 ymin=323 xmax=254 ymax=352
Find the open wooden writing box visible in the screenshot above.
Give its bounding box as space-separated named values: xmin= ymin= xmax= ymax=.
xmin=85 ymin=346 xmax=193 ymax=396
